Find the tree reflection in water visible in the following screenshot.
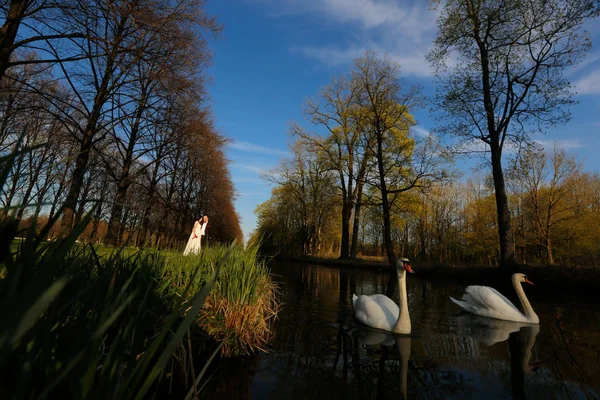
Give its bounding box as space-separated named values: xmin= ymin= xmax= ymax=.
xmin=202 ymin=262 xmax=600 ymax=399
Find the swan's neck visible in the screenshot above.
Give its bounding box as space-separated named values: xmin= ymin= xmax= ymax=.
xmin=393 ymin=269 xmax=411 ymax=334
xmin=512 ymin=277 xmax=538 ymax=323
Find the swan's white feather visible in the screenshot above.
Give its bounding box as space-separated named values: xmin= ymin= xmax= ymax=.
xmin=452 ymin=284 xmax=530 ymax=323
xmin=353 ymin=294 xmax=399 ymax=332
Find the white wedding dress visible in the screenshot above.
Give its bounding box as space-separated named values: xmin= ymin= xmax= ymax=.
xmin=183 ymin=220 xmax=205 ymax=256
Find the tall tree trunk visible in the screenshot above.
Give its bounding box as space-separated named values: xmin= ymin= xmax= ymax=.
xmin=0 ymin=93 xmax=16 ymax=144
xmin=61 ymin=116 xmax=101 ymax=234
xmin=0 ymin=0 xmax=28 ymax=81
xmin=33 ymin=160 xmax=54 ymax=219
xmin=546 ymin=237 xmax=554 ymax=265
xmin=105 ymin=86 xmax=147 ymax=245
xmin=490 ymin=144 xmax=516 ymax=267
xmin=14 ymin=177 xmax=33 ymax=224
xmin=339 ymin=201 xmax=352 ymax=259
xmin=376 ymin=133 xmax=395 ymax=267
xmin=60 ymin=12 xmax=127 ymax=236
xmin=140 ymin=155 xmax=161 ymax=244
xmin=105 ymin=146 xmax=135 ymax=245
xmin=157 ymin=160 xmax=181 ymax=248
xmin=90 ymin=173 xmax=108 ymax=242
xmin=350 ymin=182 xmax=364 ymax=259
xmin=90 ymin=201 xmax=103 ymax=242
xmin=74 ymin=169 xmax=94 ymax=226
xmin=1 ymin=148 xmax=25 ymax=220
xmin=48 ymin=146 xmax=74 ymax=221
xmin=15 ymin=145 xmax=50 ymax=223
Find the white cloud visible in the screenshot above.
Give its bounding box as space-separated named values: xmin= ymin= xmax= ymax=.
xmin=454 ymin=138 xmax=524 ymax=156
xmin=574 ymin=68 xmax=600 ymax=95
xmin=534 ymin=139 xmax=583 ymax=150
xmin=314 ymin=0 xmax=435 ymax=38
xmin=292 ymin=45 xmax=364 ymax=67
xmin=567 ymin=52 xmax=600 ymax=75
xmin=228 ymin=140 xmax=290 ymax=157
xmin=238 ymin=164 xmax=268 ymax=174
xmin=294 ymin=43 xmax=433 ymax=77
xmin=412 ymin=125 xmax=431 ymax=137
xmin=257 ymin=0 xmax=420 ymax=25
xmin=232 ymin=176 xmax=264 ymax=184
xmin=257 ymin=0 xmax=438 ymax=76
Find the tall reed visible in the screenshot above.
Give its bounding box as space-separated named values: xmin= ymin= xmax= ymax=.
xmin=161 ymin=244 xmax=280 ymax=356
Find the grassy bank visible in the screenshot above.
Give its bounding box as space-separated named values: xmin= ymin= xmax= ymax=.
xmin=159 ymin=245 xmax=280 ymax=356
xmin=1 ymin=225 xmax=278 ymax=398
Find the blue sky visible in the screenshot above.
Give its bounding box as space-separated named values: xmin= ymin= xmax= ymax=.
xmin=204 ymin=0 xmax=600 ymax=242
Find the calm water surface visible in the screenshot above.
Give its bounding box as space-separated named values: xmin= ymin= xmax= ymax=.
xmin=206 ymin=262 xmax=600 ymax=400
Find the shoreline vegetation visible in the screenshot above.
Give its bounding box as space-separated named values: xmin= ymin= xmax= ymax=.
xmin=1 ymin=217 xmax=279 ymax=398
xmin=274 ymin=255 xmax=600 ymax=289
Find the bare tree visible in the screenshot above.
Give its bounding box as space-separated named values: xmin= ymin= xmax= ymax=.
xmin=428 ymin=0 xmax=600 ymax=267
xmin=0 ymin=0 xmax=87 ymax=81
xmin=53 ymin=0 xmax=220 ymax=235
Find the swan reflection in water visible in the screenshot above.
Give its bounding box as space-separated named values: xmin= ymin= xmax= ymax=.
xmin=354 ymin=326 xmax=411 ymax=400
xmin=353 ymin=317 xmax=541 ymax=400
xmin=458 ymin=315 xmax=543 ymax=399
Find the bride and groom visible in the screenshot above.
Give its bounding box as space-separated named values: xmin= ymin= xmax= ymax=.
xmin=183 ymin=215 xmax=209 ymax=256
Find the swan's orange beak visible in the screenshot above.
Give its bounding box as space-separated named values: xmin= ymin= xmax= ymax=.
xmin=404 ymin=263 xmax=414 ymax=273
xmin=525 ymin=278 xmax=534 ymax=285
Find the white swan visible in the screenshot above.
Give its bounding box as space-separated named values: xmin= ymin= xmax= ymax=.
xmin=352 ymin=258 xmax=413 ymax=334
xmin=450 ymin=273 xmax=539 ymax=324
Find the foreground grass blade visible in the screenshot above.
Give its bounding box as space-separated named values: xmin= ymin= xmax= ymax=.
xmin=134 ymin=247 xmax=232 ymax=400
xmin=185 ymin=341 xmax=225 ymax=400
xmin=11 ymin=277 xmax=68 ymax=345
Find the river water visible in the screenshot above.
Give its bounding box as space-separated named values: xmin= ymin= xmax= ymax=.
xmin=204 ymin=261 xmax=600 ymax=399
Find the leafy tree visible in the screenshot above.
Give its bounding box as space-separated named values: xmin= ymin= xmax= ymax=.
xmin=353 ymin=52 xmax=449 ymax=266
xmin=510 ymin=145 xmax=586 ymax=264
xmin=262 ymin=138 xmax=338 ymax=256
xmin=294 ymin=73 xmax=372 ymax=259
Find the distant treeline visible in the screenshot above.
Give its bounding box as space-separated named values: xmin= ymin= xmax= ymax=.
xmin=254 ymin=140 xmax=600 ymax=267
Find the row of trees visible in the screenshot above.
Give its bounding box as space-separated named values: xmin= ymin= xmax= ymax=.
xmin=253 ymin=0 xmax=600 ymax=268
xmin=408 ymin=145 xmax=600 ymax=267
xmin=0 ymin=0 xmax=242 ymax=247
xmin=255 ymin=139 xmax=600 ymax=266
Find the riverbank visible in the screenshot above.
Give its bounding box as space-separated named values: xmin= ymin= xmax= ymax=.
xmin=2 ymin=229 xmax=279 ymax=398
xmin=277 ymin=255 xmax=600 ymax=290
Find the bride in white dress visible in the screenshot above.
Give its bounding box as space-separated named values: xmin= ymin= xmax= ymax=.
xmin=183 ymin=215 xmax=208 ymax=255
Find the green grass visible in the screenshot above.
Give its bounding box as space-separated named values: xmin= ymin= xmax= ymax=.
xmin=1 ymin=233 xmax=279 ymax=398
xmin=158 ymin=244 xmax=280 ymax=356
xmin=1 ymin=224 xmax=231 ymax=399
